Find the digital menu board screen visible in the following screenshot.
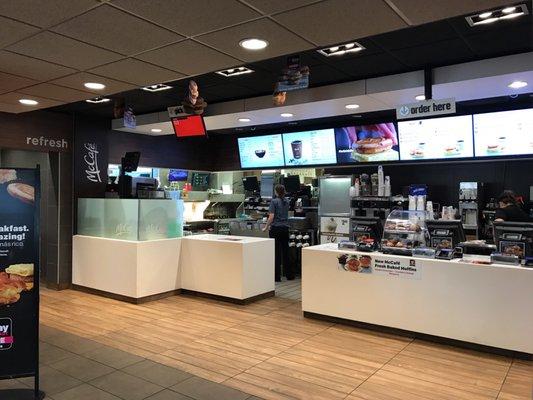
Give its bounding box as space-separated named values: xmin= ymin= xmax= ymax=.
xmin=282 ymin=128 xmax=337 ymax=166
xmin=474 ymin=109 xmax=533 ymax=157
xmin=335 ymin=123 xmax=399 ymax=163
xmin=398 ymin=115 xmax=474 ymax=161
xmin=238 ymin=134 xmax=285 ymax=168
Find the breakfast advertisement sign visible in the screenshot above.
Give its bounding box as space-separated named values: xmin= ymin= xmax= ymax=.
xmin=0 ymin=168 xmax=40 ymax=381
xmin=337 ymin=253 xmax=421 ymax=280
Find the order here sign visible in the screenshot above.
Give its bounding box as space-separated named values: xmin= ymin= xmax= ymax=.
xmin=396 ymin=98 xmax=456 ymax=120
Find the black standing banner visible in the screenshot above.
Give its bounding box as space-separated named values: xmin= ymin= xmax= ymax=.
xmin=0 ymin=168 xmax=41 ymax=399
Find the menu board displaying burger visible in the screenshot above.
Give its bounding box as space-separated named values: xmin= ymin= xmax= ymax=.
xmin=398 ymin=115 xmax=474 ymax=161
xmin=0 ymin=168 xmax=39 ymax=379
xmin=282 ymin=128 xmax=337 ymax=166
xmin=238 ymin=134 xmax=285 ymax=168
xmin=473 ymin=108 xmax=533 ymax=157
xmin=335 ymin=123 xmax=400 ymax=163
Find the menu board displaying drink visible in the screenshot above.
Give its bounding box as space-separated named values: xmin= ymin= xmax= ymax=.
xmin=238 ymin=134 xmax=285 ymax=168
xmin=335 ymin=123 xmax=400 ymax=163
xmin=282 ymin=129 xmax=337 ymax=166
xmin=473 ymin=109 xmax=533 ymax=157
xmin=398 ymin=115 xmax=474 ymax=161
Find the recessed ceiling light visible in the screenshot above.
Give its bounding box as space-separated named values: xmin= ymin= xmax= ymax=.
xmin=466 ymin=4 xmax=528 ymax=26
xmin=318 ymin=41 xmax=365 ymax=57
xmin=508 ymin=80 xmax=528 ymax=89
xmin=239 ymin=38 xmax=268 ymax=50
xmin=345 ymin=104 xmax=360 ymax=109
xmin=415 ymin=95 xmax=426 ymax=101
xmin=238 ymin=118 xmax=251 ymax=122
xmin=216 ymin=66 xmax=254 ymax=77
xmin=19 ymin=99 xmax=38 ymax=105
xmin=280 ymin=112 xmax=294 ymax=118
xmin=151 ymin=128 xmax=162 ymax=133
xmin=141 ymin=83 xmax=172 ymax=92
xmin=85 ymin=97 xmax=110 ymax=104
xmin=84 ymin=82 xmax=106 ymax=90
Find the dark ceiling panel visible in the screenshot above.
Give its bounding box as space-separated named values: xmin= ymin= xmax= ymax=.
xmin=371 ymin=21 xmax=458 ymax=50
xmin=390 ymin=38 xmax=475 ymax=68
xmin=334 ymin=53 xmax=407 ymax=79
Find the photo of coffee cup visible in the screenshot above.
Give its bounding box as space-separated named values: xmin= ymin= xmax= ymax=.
xmin=291 ymin=140 xmax=302 ymax=159
xmin=255 ymin=149 xmax=266 ymax=158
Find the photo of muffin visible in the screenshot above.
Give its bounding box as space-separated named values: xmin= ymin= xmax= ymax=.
xmin=0 ymin=169 xmax=17 ymax=184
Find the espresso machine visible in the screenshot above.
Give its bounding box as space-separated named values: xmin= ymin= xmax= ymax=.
xmin=458 ymin=182 xmax=484 ymax=239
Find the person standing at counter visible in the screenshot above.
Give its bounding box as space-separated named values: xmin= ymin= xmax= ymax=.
xmin=263 ymin=184 xmax=294 ymax=282
xmin=494 ymin=190 xmax=532 ymax=222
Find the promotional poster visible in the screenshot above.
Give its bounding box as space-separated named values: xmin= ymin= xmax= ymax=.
xmin=0 ymin=168 xmax=39 ymax=378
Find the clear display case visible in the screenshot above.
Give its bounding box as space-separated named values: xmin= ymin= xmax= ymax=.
xmin=382 ymin=209 xmax=429 ymax=255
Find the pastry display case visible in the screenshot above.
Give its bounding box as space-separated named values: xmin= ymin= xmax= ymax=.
xmin=382 ymin=209 xmax=429 ymax=255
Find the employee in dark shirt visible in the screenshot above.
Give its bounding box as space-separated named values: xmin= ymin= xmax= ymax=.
xmin=494 ymin=190 xmax=532 ymax=222
xmin=263 ymin=184 xmax=294 ymax=281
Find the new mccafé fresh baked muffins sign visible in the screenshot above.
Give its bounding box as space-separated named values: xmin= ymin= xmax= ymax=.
xmin=0 ymin=168 xmax=39 ymax=379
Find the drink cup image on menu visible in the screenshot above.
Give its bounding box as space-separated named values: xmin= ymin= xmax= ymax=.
xmin=282 ymin=129 xmax=337 ymax=166
xmin=291 ymin=140 xmax=302 ymax=159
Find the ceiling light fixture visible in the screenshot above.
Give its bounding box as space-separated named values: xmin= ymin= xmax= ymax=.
xmin=84 ymin=82 xmax=106 ymax=90
xmin=318 ymin=41 xmax=365 ymax=57
xmin=280 ymin=112 xmax=294 ymax=118
xmin=415 ymin=94 xmax=426 ymax=101
xmin=86 ymin=96 xmax=111 ymax=104
xmin=239 ymin=38 xmax=268 ymax=50
xmin=345 ymin=104 xmax=360 ymax=109
xmin=466 ymin=4 xmax=528 ymax=26
xmin=141 ymin=83 xmax=172 ymax=92
xmin=238 ymin=118 xmax=251 ymax=122
xmin=151 ymin=128 xmax=162 ymax=133
xmin=508 ymin=80 xmax=528 ymax=89
xmin=19 ymin=99 xmax=38 ymax=106
xmin=216 ymin=66 xmax=254 ymax=77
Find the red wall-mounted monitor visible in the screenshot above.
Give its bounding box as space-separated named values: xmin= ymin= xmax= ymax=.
xmin=171 ymin=115 xmax=207 ymax=138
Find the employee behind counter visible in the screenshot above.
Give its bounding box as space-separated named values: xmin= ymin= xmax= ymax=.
xmin=494 ymin=190 xmax=533 ymax=223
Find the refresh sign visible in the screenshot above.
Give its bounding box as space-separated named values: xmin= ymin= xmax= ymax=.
xmin=396 ymin=98 xmax=456 ymax=120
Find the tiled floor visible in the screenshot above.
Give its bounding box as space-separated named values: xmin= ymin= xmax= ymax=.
xmin=1 ymin=284 xmax=531 ymax=400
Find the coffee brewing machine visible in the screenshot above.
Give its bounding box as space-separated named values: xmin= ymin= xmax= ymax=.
xmin=458 ymin=182 xmax=484 ymax=239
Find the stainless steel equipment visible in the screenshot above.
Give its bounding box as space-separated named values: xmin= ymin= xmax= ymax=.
xmin=318 ymin=176 xmax=351 ymax=244
xmin=458 ymin=182 xmax=484 ymax=239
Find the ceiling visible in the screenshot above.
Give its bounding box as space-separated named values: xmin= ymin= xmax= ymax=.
xmin=0 ymin=0 xmax=522 ymax=114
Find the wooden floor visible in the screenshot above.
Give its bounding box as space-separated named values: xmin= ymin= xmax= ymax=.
xmin=40 ymin=285 xmax=532 ymax=400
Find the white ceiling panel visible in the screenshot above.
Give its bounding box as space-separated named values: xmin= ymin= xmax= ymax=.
xmin=19 ymin=83 xmax=93 ymax=102
xmin=0 ymin=16 xmax=40 ymax=48
xmin=388 ymin=0 xmax=515 ymax=25
xmin=136 ymin=40 xmax=240 ymax=76
xmin=111 ymin=0 xmax=261 ymax=36
xmin=7 ymin=31 xmax=123 ymax=70
xmin=51 ymin=72 xmax=137 ymax=95
xmin=0 ymin=0 xmax=99 ymax=28
xmin=0 ymin=51 xmax=76 ymax=81
xmin=52 ymin=5 xmax=184 ymax=56
xmin=273 ymin=0 xmax=407 ymax=46
xmin=197 ymin=18 xmax=314 ymax=62
xmin=0 ymin=72 xmax=38 ymax=94
xmin=89 ymin=58 xmax=185 ymax=86
xmin=0 ymin=92 xmax=61 ymax=110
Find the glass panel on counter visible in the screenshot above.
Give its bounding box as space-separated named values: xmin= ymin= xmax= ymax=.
xmin=473 ymin=108 xmax=533 ymax=157
xmin=138 ymin=199 xmax=184 ymax=240
xmin=238 ymin=134 xmax=285 ymax=168
xmin=335 ymin=123 xmax=400 ymax=163
xmin=398 ymin=115 xmax=474 ymax=161
xmin=282 ymin=128 xmax=337 ymax=166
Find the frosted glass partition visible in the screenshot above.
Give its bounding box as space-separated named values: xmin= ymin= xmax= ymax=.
xmin=78 ymin=198 xmax=184 ymax=241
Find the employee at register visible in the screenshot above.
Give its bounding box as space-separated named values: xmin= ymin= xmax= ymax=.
xmin=262 ymin=184 xmax=294 ymax=282
xmin=494 ymin=191 xmax=532 ymax=222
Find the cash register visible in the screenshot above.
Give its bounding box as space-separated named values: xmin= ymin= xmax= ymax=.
xmin=493 ymin=221 xmax=533 ymax=262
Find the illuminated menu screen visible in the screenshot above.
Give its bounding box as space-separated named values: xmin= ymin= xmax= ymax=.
xmin=335 ymin=123 xmax=399 ymax=163
xmin=474 ymin=109 xmax=533 ymax=157
xmin=238 ymin=134 xmax=285 ymax=168
xmin=282 ymin=129 xmax=337 ymax=166
xmin=398 ymin=115 xmax=474 ymax=161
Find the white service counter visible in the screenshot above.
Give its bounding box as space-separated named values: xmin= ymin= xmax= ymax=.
xmin=73 ymin=234 xmax=275 ymax=303
xmin=302 ymin=243 xmax=533 ymax=354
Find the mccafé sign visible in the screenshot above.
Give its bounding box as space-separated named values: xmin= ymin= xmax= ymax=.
xmin=396 ymin=98 xmax=456 ymax=120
